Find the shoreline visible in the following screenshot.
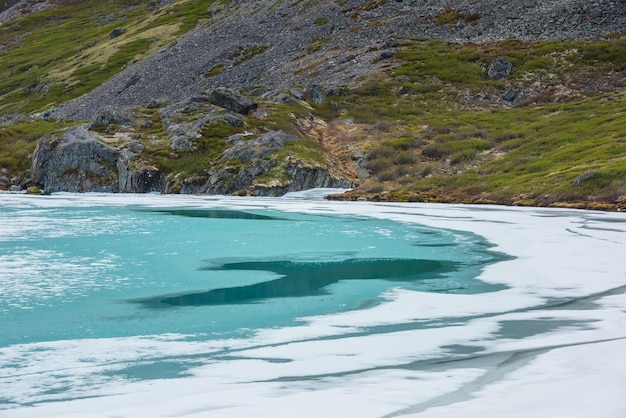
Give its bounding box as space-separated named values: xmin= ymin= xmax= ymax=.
xmin=3 ymin=188 xmax=624 ymax=212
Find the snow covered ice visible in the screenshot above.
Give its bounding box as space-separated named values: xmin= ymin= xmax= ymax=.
xmin=1 ymin=192 xmax=625 ymax=417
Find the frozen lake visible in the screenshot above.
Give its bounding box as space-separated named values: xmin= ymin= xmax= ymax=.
xmin=1 ymin=192 xmax=625 ymax=417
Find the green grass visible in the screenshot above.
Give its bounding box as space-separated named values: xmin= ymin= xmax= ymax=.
xmin=315 ymin=35 xmax=626 ymax=206
xmin=146 ymin=0 xmax=220 ymax=34
xmin=0 ymin=120 xmax=74 ymax=175
xmin=0 ymin=0 xmax=220 ymax=114
xmin=151 ymin=121 xmax=241 ymax=177
xmin=356 ymin=94 xmax=626 ymax=204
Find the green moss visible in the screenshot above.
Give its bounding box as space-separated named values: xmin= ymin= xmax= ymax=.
xmin=314 ymin=17 xmax=329 ymax=25
xmin=70 ymin=38 xmax=153 ymax=99
xmin=205 ymin=63 xmax=225 ymax=77
xmin=151 ymin=121 xmax=241 ymax=177
xmin=433 ymin=8 xmax=479 ymax=26
xmin=147 ymin=0 xmax=219 ymax=34
xmin=232 ymin=45 xmax=268 ymax=66
xmin=394 ymin=40 xmax=484 ymax=85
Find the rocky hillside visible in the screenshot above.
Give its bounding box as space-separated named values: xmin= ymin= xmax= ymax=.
xmin=0 ymin=0 xmax=625 ymax=209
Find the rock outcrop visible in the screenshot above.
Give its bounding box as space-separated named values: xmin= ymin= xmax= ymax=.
xmin=207 ymin=88 xmax=258 ymax=115
xmin=31 ymin=125 xmax=120 ymax=193
xmin=117 ymin=148 xmax=167 ymax=193
xmin=29 ymin=125 xmax=353 ymax=195
xmin=31 ymin=125 xmax=166 ymax=194
xmin=166 ymin=130 xmax=354 ymax=196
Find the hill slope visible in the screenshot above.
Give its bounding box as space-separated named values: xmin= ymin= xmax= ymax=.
xmin=0 ymin=0 xmax=625 ymax=209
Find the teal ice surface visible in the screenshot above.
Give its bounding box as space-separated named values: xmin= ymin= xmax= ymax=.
xmin=0 ymin=201 xmax=506 ymax=346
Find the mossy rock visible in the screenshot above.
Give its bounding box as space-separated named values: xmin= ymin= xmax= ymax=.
xmin=26 ymin=185 xmax=42 ymax=194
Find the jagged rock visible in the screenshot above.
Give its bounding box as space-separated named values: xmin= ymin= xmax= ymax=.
xmin=502 ymin=88 xmax=528 ymax=105
xmin=0 ymin=113 xmax=30 ymax=125
xmin=128 ymin=142 xmax=145 ymax=153
xmin=383 ymin=38 xmax=400 ymax=49
xmin=91 ymin=106 xmax=136 ymax=128
xmin=248 ymin=88 xmax=273 ymax=99
xmin=221 ymin=113 xmax=244 ymax=127
xmin=290 ymin=88 xmax=305 ymax=100
xmin=324 ymin=86 xmax=344 ymax=97
xmin=488 ymin=57 xmax=513 ymax=80
xmin=184 ymin=130 xmax=355 ymax=196
xmin=170 ymin=135 xmax=194 ymax=150
xmin=222 ymin=131 xmax=297 ymax=161
xmin=573 ymin=170 xmax=596 ymax=185
xmin=285 ymin=158 xmax=354 ymax=191
xmin=160 ymin=100 xmax=244 ymax=150
xmin=260 ymin=90 xmax=296 ymax=104
xmin=31 ymin=125 xmax=119 ymax=193
xmin=30 ymin=125 xmax=168 ymax=194
xmin=207 ymin=87 xmax=258 ymax=115
xmin=110 ymin=28 xmax=125 ymax=39
xmin=117 ymin=149 xmax=167 ymax=193
xmin=304 ymin=84 xmax=325 ymax=105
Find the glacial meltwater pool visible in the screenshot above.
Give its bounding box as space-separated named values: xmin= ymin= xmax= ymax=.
xmin=1 ymin=192 xmax=625 ymax=417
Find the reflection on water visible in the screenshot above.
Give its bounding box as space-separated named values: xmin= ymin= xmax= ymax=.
xmin=155 ymin=258 xmax=456 ymax=306
xmin=144 ymin=208 xmax=281 ymax=220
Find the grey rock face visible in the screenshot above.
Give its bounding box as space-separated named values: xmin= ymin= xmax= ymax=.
xmin=207 ymin=87 xmax=258 ymax=115
xmin=29 ymin=125 xmax=351 ymax=196
xmin=488 ymin=57 xmax=513 ymax=80
xmin=31 ymin=125 xmax=120 ymax=193
xmin=91 ymin=106 xmax=136 ymax=128
xmin=304 ymin=84 xmax=325 ymax=105
xmin=117 ymin=149 xmax=167 ymax=193
xmin=30 ymin=125 xmax=167 ymax=194
xmin=109 ymin=28 xmax=125 ymax=39
xmin=187 ymin=130 xmax=354 ymax=196
xmin=222 ymin=131 xmax=297 ymax=162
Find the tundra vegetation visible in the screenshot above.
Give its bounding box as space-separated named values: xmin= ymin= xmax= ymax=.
xmin=0 ymin=0 xmax=624 ymax=209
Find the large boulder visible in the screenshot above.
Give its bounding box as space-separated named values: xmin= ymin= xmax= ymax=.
xmin=207 ymin=87 xmax=258 ymax=115
xmin=304 ymin=84 xmax=325 ymax=105
xmin=91 ymin=106 xmax=136 ymax=128
xmin=487 ymin=57 xmax=513 ymax=80
xmin=31 ymin=126 xmax=168 ymax=194
xmin=31 ymin=125 xmax=119 ymax=193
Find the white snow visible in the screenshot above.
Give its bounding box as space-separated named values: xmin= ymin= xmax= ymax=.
xmin=1 ymin=193 xmax=625 ymax=417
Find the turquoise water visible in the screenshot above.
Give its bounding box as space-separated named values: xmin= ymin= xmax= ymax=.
xmin=0 ymin=198 xmax=505 ymax=348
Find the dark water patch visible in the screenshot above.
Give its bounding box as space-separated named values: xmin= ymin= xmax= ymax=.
xmin=147 ymin=258 xmax=457 ymax=307
xmin=111 ymin=361 xmax=197 ymax=380
xmin=543 ymin=284 xmax=626 ymax=310
xmin=412 ymin=243 xmax=459 ymax=248
xmin=584 ymin=216 xmax=626 ymax=224
xmin=140 ymin=208 xmax=282 ymax=220
xmin=579 ymin=224 xmax=625 ymax=233
xmin=440 ymin=344 xmax=485 ymax=357
xmin=496 ymin=319 xmax=597 ymax=340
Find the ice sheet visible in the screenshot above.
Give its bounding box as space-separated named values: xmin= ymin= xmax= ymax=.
xmin=1 ymin=193 xmax=625 ymax=417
